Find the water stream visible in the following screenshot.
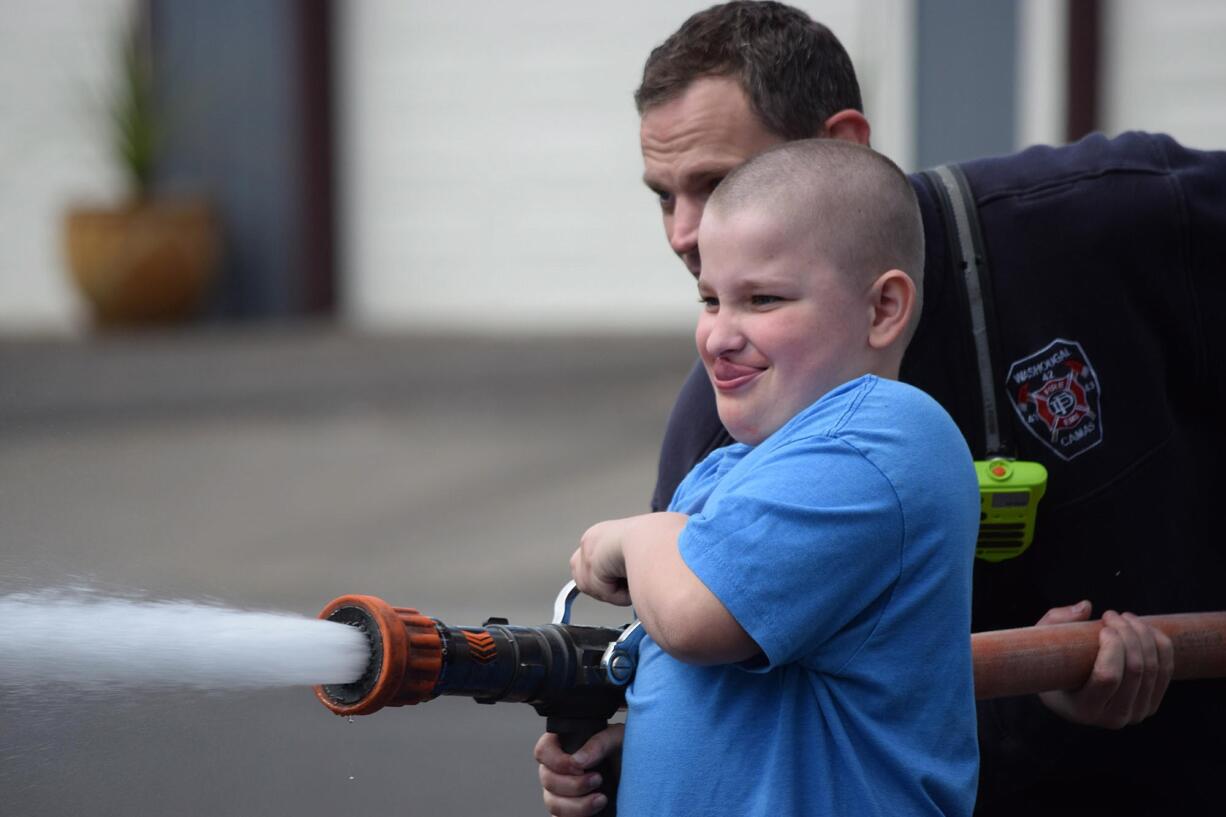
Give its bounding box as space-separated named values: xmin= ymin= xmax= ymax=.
xmin=0 ymin=587 xmax=368 ymax=691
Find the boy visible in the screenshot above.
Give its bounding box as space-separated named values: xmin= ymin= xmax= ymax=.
xmin=566 ymin=140 xmax=979 ymax=816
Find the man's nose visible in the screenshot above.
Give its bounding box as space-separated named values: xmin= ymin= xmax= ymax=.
xmin=668 ymin=196 xmax=704 ymax=256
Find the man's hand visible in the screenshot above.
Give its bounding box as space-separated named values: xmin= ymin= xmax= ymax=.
xmin=1037 ymin=601 xmax=1175 ymax=728
xmin=535 ymin=725 xmax=624 ymax=817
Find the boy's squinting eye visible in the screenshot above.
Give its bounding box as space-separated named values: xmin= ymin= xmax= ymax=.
xmin=654 ymin=189 xmax=675 ymax=212
xmin=750 ymin=294 xmax=783 ymax=306
xmin=698 ymin=295 xmax=719 ymax=310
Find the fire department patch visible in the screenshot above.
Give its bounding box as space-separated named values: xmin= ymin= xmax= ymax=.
xmin=1005 ymin=339 xmax=1103 ymax=461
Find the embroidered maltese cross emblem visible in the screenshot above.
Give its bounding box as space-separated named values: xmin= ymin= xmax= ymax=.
xmin=1006 ymin=339 xmax=1103 ymax=461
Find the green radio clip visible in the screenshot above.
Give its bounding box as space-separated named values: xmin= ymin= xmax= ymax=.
xmin=974 ymin=458 xmax=1047 ymax=562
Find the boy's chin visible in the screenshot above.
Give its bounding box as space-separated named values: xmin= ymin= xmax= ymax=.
xmin=717 ymin=408 xmax=774 ymax=447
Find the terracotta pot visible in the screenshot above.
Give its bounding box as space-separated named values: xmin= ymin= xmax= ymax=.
xmin=63 ymin=198 xmax=220 ymax=327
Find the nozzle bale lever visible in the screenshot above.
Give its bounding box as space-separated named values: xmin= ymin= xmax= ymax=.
xmin=315 ymin=584 xmax=628 ymax=813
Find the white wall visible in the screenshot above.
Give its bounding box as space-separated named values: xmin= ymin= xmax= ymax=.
xmin=1014 ymin=0 xmax=1226 ymax=152
xmin=1101 ymin=0 xmax=1226 ymax=148
xmin=338 ymin=1 xmax=915 ymax=333
xmin=1016 ymin=0 xmax=1068 ymax=149
xmin=0 ymin=0 xmax=129 ymax=334
xmin=7 ymin=2 xmax=1224 ymax=335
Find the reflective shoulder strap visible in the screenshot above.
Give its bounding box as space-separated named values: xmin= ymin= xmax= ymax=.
xmin=920 ymin=164 xmax=1011 ymax=457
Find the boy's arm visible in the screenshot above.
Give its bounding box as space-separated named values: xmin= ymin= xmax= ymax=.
xmin=570 ymin=511 xmax=759 ymax=665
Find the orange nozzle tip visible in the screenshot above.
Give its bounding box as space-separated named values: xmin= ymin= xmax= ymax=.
xmin=314 ymin=594 xmax=442 ymax=716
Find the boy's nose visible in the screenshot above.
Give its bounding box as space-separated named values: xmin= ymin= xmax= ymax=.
xmin=702 ymin=311 xmax=746 ymax=358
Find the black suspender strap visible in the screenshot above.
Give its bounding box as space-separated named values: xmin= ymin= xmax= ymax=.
xmin=921 ymin=164 xmax=1012 ymax=458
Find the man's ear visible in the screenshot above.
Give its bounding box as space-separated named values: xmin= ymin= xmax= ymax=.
xmin=821 ymin=109 xmax=871 ymax=146
xmin=866 ymin=269 xmax=916 ymax=350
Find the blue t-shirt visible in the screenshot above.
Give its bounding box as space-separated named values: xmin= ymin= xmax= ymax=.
xmin=619 ymin=375 xmax=980 ymax=816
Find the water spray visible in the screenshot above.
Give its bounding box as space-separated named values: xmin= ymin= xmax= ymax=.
xmin=0 ymin=588 xmax=369 ymax=690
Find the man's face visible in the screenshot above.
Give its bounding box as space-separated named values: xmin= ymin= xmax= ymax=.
xmin=640 ymin=76 xmax=785 ymax=277
xmin=696 ymin=207 xmax=871 ymax=445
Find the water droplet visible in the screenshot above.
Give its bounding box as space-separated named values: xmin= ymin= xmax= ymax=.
xmin=348 ymin=775 xmax=355 ymax=781
xmin=347 ymin=716 xmax=354 ymax=724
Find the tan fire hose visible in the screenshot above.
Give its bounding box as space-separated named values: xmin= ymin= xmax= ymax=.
xmin=972 ymin=612 xmax=1226 ymax=699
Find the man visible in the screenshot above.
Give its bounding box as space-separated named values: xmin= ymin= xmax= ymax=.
xmin=537 ymin=3 xmax=1225 ymax=815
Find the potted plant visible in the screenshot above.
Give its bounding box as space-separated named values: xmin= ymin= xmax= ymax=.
xmin=63 ymin=5 xmax=219 ymax=327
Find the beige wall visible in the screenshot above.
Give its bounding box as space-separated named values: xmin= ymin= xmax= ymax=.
xmin=0 ymin=0 xmax=129 ymax=333
xmin=1016 ymin=0 xmax=1068 ymax=149
xmin=1016 ymin=0 xmax=1226 ymax=151
xmin=0 ymin=1 xmax=916 ymax=334
xmin=1102 ymin=0 xmax=1226 ymax=148
xmin=337 ymin=1 xmax=916 ymax=333
xmin=10 ymin=2 xmax=1221 ymax=334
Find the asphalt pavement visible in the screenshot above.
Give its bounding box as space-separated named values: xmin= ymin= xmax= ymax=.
xmin=0 ymin=325 xmax=696 ymax=816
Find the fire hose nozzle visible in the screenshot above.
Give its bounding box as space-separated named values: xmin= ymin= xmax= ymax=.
xmin=314 ymin=587 xmax=631 ymax=816
xmin=314 ymin=590 xmax=628 ymax=720
xmin=314 ymin=595 xmax=443 ymax=716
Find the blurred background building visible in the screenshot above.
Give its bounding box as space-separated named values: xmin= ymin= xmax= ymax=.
xmin=1 ymin=0 xmax=1224 ymax=333
xmin=2 ymin=4 xmax=1224 ymax=814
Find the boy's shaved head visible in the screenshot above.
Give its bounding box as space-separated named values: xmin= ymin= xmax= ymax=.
xmin=707 ymin=139 xmax=924 ymax=305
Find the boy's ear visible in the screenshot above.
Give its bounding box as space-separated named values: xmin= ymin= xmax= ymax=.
xmin=866 ymin=269 xmax=916 ymax=350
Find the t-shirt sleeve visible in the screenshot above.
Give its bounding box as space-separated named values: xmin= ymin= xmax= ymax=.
xmin=677 ymin=436 xmax=904 ymax=671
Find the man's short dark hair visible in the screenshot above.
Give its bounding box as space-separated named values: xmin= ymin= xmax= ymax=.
xmin=634 ymin=1 xmax=862 ymax=140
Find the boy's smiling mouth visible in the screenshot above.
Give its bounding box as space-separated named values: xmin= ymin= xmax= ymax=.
xmin=711 ymin=357 xmax=766 ymax=390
